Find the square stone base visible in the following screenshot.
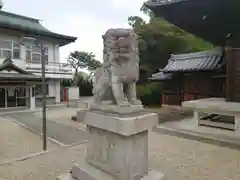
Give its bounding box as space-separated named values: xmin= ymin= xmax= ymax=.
xmin=57 ymin=110 xmax=164 ymax=180
xmin=57 ymin=160 xmax=164 ymax=180
xmin=86 ymin=126 xmax=148 ymax=180
xmin=83 ymin=111 xmax=159 ymax=180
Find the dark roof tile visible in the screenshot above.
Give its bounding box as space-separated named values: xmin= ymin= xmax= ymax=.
xmin=0 ymin=10 xmax=77 ymax=46
xmin=162 ymin=48 xmax=223 ymax=72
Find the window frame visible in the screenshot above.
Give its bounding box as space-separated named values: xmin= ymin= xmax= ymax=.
xmin=26 ymin=45 xmax=48 ymax=64
xmin=0 ymin=40 xmax=21 ymax=59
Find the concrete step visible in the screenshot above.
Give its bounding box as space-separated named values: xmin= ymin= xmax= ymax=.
xmin=154 ymin=125 xmax=240 ymax=150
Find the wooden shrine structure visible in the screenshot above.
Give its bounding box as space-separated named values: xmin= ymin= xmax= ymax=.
xmin=150 ymin=48 xmax=226 ymax=106
xmin=146 ymin=0 xmax=240 ymax=130
xmin=146 ymin=0 xmax=240 ymax=103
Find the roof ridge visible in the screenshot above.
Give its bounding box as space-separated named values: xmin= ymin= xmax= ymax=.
xmin=0 ymin=10 xmax=77 ymax=46
xmin=0 ymin=10 xmax=40 ymax=22
xmin=171 ymin=47 xmax=223 ymax=61
xmin=145 ymin=0 xmax=188 ymax=7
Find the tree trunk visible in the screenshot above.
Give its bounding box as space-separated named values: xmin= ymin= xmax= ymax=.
xmin=75 ymin=68 xmax=78 ymax=76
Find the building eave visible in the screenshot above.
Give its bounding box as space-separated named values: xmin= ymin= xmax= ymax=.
xmin=0 ymin=25 xmax=77 ymax=46
xmin=145 ymin=0 xmax=240 ymax=46
xmin=0 ymin=10 xmax=77 ymax=46
xmin=162 ymin=48 xmax=224 ymax=72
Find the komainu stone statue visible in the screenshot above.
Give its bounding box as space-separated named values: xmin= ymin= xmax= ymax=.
xmin=92 ymin=28 xmax=142 ymax=107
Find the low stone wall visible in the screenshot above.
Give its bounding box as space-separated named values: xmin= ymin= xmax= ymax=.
xmin=147 ymin=106 xmax=193 ymax=123
xmin=35 ymin=96 xmax=56 ymax=107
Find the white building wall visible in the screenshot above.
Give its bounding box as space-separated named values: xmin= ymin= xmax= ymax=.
xmin=0 ymin=32 xmax=73 ymax=105
xmin=68 ymin=87 xmax=79 ymax=100
xmin=54 ymin=44 xmax=60 ymax=63
xmin=0 ymin=34 xmax=56 ymax=67
xmin=0 ymin=34 xmax=26 ymax=69
xmin=48 ymin=79 xmax=56 ymax=97
xmin=48 ymin=79 xmax=61 ymax=103
xmin=55 ymin=79 xmax=61 ymax=103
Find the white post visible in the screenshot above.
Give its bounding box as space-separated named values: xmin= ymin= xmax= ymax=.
xmin=55 ymin=80 xmax=61 ymax=103
xmin=235 ymin=115 xmax=240 ymax=131
xmin=29 ymin=86 xmax=35 ymax=110
xmin=194 ymin=110 xmax=200 ymax=126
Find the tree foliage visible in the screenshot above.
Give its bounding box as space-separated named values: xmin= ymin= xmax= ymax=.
xmin=75 ymin=73 xmax=93 ymax=96
xmin=67 ymin=51 xmax=102 ymax=74
xmin=61 ymin=71 xmax=93 ymax=96
xmin=128 ymin=16 xmax=213 ymax=75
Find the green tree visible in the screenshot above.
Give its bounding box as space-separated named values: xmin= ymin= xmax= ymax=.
xmin=74 ymin=72 xmax=93 ymax=96
xmin=128 ymin=12 xmax=213 ymax=79
xmin=67 ymin=51 xmax=102 ymax=75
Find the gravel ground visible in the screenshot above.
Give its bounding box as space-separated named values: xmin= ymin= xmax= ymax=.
xmin=0 ymin=116 xmax=58 ymax=163
xmin=0 ymin=144 xmax=86 ymax=180
xmin=1 ymin=131 xmax=240 ymax=179
xmin=149 ymin=132 xmax=240 ymax=180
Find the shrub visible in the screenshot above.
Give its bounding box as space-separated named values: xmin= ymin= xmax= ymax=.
xmin=137 ymin=82 xmax=162 ymax=106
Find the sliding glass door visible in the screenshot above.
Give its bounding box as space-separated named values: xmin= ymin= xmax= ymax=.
xmin=0 ymin=88 xmax=5 ymax=108
xmin=7 ymin=87 xmax=16 ymax=107
xmin=16 ymin=87 xmax=27 ymax=107
xmin=0 ymin=87 xmax=27 ymax=108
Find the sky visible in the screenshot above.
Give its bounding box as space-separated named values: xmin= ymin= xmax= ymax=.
xmin=2 ymin=0 xmax=148 ymax=63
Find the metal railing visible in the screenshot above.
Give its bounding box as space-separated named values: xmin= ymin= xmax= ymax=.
xmin=26 ymin=61 xmax=73 ymax=74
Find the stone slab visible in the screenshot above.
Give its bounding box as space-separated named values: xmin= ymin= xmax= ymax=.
xmin=56 ymin=174 xmax=75 ymax=180
xmin=83 ymin=111 xmax=158 ymax=136
xmin=141 ymin=170 xmax=164 ymax=180
xmin=76 ymin=109 xmax=88 ymax=122
xmin=71 ymin=161 xmax=115 ymax=180
xmin=57 ymin=161 xmax=164 ymax=180
xmin=182 ymin=98 xmax=240 ymax=116
xmin=90 ymin=104 xmax=144 ymax=115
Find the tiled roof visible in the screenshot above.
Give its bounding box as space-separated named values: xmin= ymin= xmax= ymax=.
xmin=162 ymin=48 xmax=224 ymax=72
xmin=145 ymin=0 xmax=182 ymax=7
xmin=0 ymin=58 xmax=44 ymax=81
xmin=0 ymin=73 xmax=43 ymax=81
xmin=0 ymin=10 xmax=77 ymax=46
xmin=149 ymin=71 xmax=172 ymax=81
xmin=0 ymin=58 xmax=30 ymax=74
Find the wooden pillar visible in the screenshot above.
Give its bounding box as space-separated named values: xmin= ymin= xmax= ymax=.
xmin=162 ymin=93 xmax=164 ymax=105
xmin=226 ymin=42 xmax=235 ymax=102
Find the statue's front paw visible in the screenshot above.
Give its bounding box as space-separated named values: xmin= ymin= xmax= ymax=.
xmin=118 ymin=101 xmax=130 ymax=107
xmin=130 ymin=99 xmax=142 ymax=106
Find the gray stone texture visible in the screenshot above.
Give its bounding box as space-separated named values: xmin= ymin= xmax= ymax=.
xmin=83 ymin=111 xmax=158 ymax=136
xmin=182 ymin=98 xmax=240 ymax=131
xmin=76 ymin=109 xmax=88 ymax=122
xmin=65 ymin=110 xmax=163 ymax=180
xmin=92 ymin=28 xmax=142 ymax=108
xmin=86 ymin=126 xmax=148 ymax=180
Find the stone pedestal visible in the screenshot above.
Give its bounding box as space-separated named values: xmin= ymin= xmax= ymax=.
xmin=57 ymin=109 xmax=164 ymax=180
xmin=76 ymin=109 xmax=88 ymax=122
